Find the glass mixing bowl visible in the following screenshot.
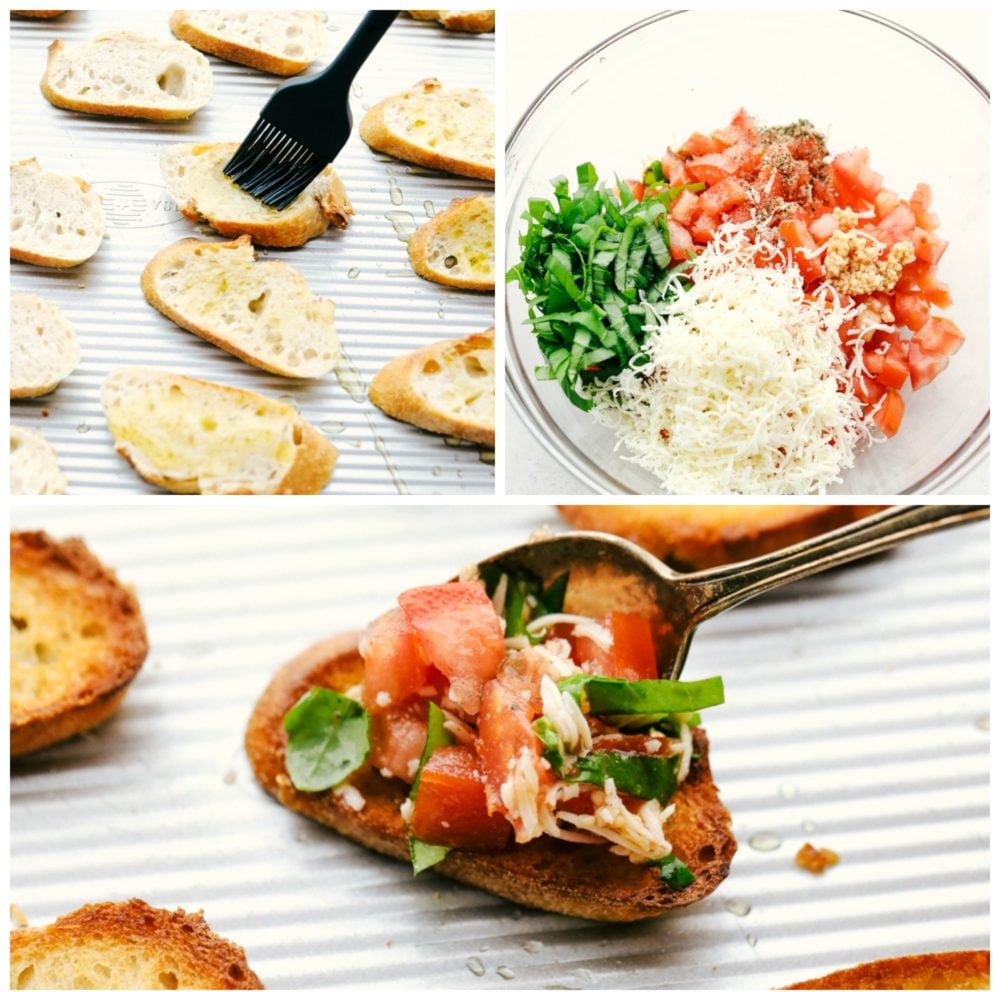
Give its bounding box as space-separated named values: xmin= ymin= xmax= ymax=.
xmin=505 ymin=11 xmax=989 ymax=495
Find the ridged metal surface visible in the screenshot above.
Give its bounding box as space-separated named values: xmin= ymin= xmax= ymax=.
xmin=10 ymin=11 xmax=495 ymax=494
xmin=9 ymin=506 xmax=988 ymax=988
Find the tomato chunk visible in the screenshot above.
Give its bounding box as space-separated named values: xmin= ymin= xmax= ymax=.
xmin=360 ymin=607 xmax=431 ymax=712
xmin=667 ymin=220 xmax=694 ymax=261
xmin=686 ymin=153 xmax=737 ymax=186
xmin=867 ymin=339 xmax=909 ymax=391
xmin=398 ymin=582 xmax=505 ymax=715
xmin=872 ymin=389 xmax=905 ymax=437
xmin=778 ymin=218 xmax=824 ymax=285
xmin=831 ymin=148 xmax=883 ymax=204
xmin=410 ymin=745 xmax=512 ymax=850
xmin=369 ymin=699 xmax=429 ymax=782
xmin=670 ymin=188 xmax=700 ymax=226
xmin=573 ymin=612 xmax=658 ymax=681
xmin=698 ymin=176 xmax=746 ymax=218
xmin=893 ymin=291 xmax=931 ymax=333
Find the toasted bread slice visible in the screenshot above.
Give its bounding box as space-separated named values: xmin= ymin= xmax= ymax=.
xmin=141 ymin=235 xmax=340 ymax=378
xmin=408 ymin=194 xmax=494 ymax=291
xmin=9 ymin=899 xmax=263 ymax=990
xmin=11 ymin=293 xmax=80 ymax=398
xmin=783 ymin=951 xmax=989 ymax=990
xmin=10 ymin=426 xmax=67 ymax=495
xmin=406 ymin=10 xmax=495 ymax=32
xmin=359 ymin=78 xmax=494 ymax=180
xmin=10 ymin=158 xmax=104 ymax=268
xmin=369 ymin=328 xmax=494 ymax=445
xmin=246 ymin=633 xmax=735 ymax=922
xmin=161 ymin=142 xmax=352 ymax=247
xmin=558 ymin=505 xmax=887 ymax=571
xmin=101 ymin=367 xmax=337 ymax=495
xmin=170 ymin=10 xmax=325 ymax=75
xmin=12 ymin=10 xmax=67 ymax=17
xmin=10 ymin=531 xmax=148 ymax=757
xmin=41 ymin=32 xmax=212 ymax=120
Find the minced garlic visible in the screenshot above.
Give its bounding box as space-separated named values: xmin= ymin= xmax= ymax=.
xmin=823 ymin=228 xmax=915 ymax=296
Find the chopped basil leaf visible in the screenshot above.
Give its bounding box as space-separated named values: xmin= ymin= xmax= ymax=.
xmin=479 ymin=566 xmax=569 ymax=642
xmin=572 ymin=750 xmax=678 ymax=805
xmin=653 ymin=855 xmax=695 ymax=889
xmin=283 ymin=687 xmax=370 ymax=793
xmin=533 ymin=716 xmax=566 ymax=771
xmin=558 ymin=675 xmax=724 ymax=723
xmin=407 ymin=702 xmax=455 ymax=874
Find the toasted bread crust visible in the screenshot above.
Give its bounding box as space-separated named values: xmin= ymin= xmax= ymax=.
xmin=10 ymin=532 xmax=148 ymax=757
xmin=10 ymin=899 xmax=263 ymax=990
xmin=368 ymin=328 xmax=495 ymax=446
xmin=169 ymin=11 xmax=321 ymax=76
xmin=246 ymin=634 xmax=736 ymax=922
xmin=558 ymin=505 xmax=887 ymax=571
xmin=407 ymin=10 xmax=495 ymax=32
xmin=11 ymin=9 xmax=67 ymax=17
xmin=783 ymin=950 xmax=989 ymax=990
xmin=408 ymin=195 xmax=494 ymax=291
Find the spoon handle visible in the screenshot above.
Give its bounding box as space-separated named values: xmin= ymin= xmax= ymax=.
xmin=675 ymin=504 xmax=988 ymax=629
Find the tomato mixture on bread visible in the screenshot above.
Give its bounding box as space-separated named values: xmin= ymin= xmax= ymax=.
xmin=283 ymin=573 xmax=724 ymax=885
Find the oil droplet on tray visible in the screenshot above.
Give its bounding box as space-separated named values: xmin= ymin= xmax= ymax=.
xmin=976 ymin=714 xmax=989 ymax=731
xmin=801 ymin=819 xmax=816 ymax=833
xmin=746 ymin=933 xmax=758 ymax=948
xmin=278 ymin=395 xmax=298 ymax=411
xmin=320 ymin=421 xmax=346 ymax=436
xmin=523 ymin=940 xmax=542 ymax=954
xmin=478 ymin=450 xmax=495 ymax=464
xmin=748 ymin=832 xmax=781 ymax=852
xmin=444 ymin=436 xmax=463 ymax=447
xmin=466 ymin=957 xmax=485 ymax=977
xmin=496 ymin=967 xmax=515 ymax=981
xmin=432 ymin=466 xmax=441 ymax=477
xmin=76 ymin=421 xmax=90 ymax=433
xmin=724 ymin=898 xmax=752 ymax=917
xmin=335 ymin=353 xmax=367 ymax=403
xmin=347 ymin=267 xmax=360 ymax=279
xmin=424 ymin=199 xmax=435 ymax=218
xmin=388 ymin=176 xmax=403 ymax=205
xmin=779 ymin=783 xmax=798 ymax=800
xmin=385 ymin=210 xmax=416 ymax=243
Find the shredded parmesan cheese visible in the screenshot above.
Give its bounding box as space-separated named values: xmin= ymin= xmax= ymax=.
xmin=539 ymin=676 xmax=592 ymax=755
xmin=590 ymin=222 xmax=873 ymax=494
xmin=334 ymin=784 xmax=366 ymax=813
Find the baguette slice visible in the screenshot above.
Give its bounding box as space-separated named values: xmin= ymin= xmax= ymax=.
xmin=11 ymin=10 xmax=67 ymax=17
xmin=101 ymin=367 xmax=337 ymax=495
xmin=559 ymin=505 xmax=888 ymax=571
xmin=10 ymin=426 xmax=67 ymax=496
xmin=408 ymin=194 xmax=494 ymax=290
xmin=9 ymin=899 xmax=263 ymax=990
xmin=246 ymin=633 xmax=735 ymax=922
xmin=41 ymin=32 xmax=212 ymax=120
xmin=369 ymin=328 xmax=494 ymax=445
xmin=141 ymin=236 xmax=340 ymax=378
xmin=170 ymin=10 xmax=325 ymax=75
xmin=10 ymin=158 xmax=104 ymax=268
xmin=162 ymin=142 xmax=352 ymax=247
xmin=359 ymin=78 xmax=494 ymax=180
xmin=11 ymin=293 xmax=80 ymax=397
xmin=406 ymin=10 xmax=495 ymax=32
xmin=10 ymin=531 xmax=148 ymax=757
xmin=783 ymin=951 xmax=989 ymax=990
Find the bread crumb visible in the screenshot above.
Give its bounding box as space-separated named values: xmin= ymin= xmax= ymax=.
xmin=10 ymin=903 xmax=29 ymax=928
xmin=795 ymin=842 xmax=840 ymax=874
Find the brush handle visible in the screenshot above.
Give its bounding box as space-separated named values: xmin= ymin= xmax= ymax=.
xmin=316 ymin=10 xmax=399 ymax=92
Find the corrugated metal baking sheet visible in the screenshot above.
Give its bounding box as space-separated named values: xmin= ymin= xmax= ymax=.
xmin=10 ymin=505 xmax=988 ymax=989
xmin=9 ymin=10 xmax=495 ymax=494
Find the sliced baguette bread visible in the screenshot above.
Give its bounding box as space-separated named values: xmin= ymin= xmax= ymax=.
xmin=9 ymin=899 xmax=263 ymax=990
xmin=783 ymin=951 xmax=989 ymax=990
xmin=11 ymin=10 xmax=67 ymax=17
xmin=101 ymin=367 xmax=337 ymax=495
xmin=11 ymin=293 xmax=80 ymax=397
xmin=369 ymin=328 xmax=494 ymax=445
xmin=170 ymin=10 xmax=326 ymax=75
xmin=10 ymin=426 xmax=67 ymax=496
xmin=41 ymin=32 xmax=212 ymax=120
xmin=558 ymin=505 xmax=887 ymax=571
xmin=407 ymin=10 xmax=495 ymax=32
xmin=246 ymin=633 xmax=735 ymax=921
xmin=10 ymin=158 xmax=104 ymax=268
xmin=359 ymin=78 xmax=494 ymax=180
xmin=10 ymin=531 xmax=148 ymax=757
xmin=141 ymin=236 xmax=340 ymax=378
xmin=162 ymin=142 xmax=353 ymax=247
xmin=408 ymin=194 xmax=494 ymax=291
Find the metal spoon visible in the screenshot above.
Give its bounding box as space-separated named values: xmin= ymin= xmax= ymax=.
xmin=477 ymin=505 xmax=989 ymax=680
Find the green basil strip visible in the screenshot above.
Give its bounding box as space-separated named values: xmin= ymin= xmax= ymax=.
xmin=533 ymin=716 xmax=565 ymax=772
xmin=408 ymin=702 xmax=455 ymax=874
xmin=653 ymin=855 xmax=695 ymax=889
xmin=479 ymin=566 xmax=570 ymax=642
xmin=283 ymin=688 xmax=370 ymax=793
xmin=572 ymin=751 xmax=678 ymax=805
xmin=558 ymin=675 xmax=725 ymax=718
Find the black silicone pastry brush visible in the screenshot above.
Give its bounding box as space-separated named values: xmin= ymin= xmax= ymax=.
xmin=225 ymin=10 xmax=398 ymax=210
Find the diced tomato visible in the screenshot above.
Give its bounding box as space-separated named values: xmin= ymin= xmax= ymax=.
xmin=572 ymin=612 xmax=658 ymax=681
xmin=778 ymin=218 xmax=824 ymax=285
xmin=913 ymin=315 xmax=965 ymax=358
xmin=369 ymin=698 xmax=429 ymax=782
xmin=660 ymin=150 xmax=690 ymax=185
xmin=867 ymin=339 xmax=909 ymax=391
xmin=698 ymin=176 xmax=746 ymax=218
xmin=907 ymin=341 xmax=949 ymax=391
xmin=690 ymin=213 xmax=716 ymax=243
xmin=624 ymin=179 xmax=645 ymax=202
xmin=911 ymin=229 xmax=948 ymax=265
xmin=831 ymin=148 xmax=883 ymax=205
xmin=876 ymin=203 xmax=916 ymax=244
xmin=872 ymin=389 xmax=905 ymax=437
xmin=667 ymin=220 xmax=694 ymax=261
xmin=410 ymin=745 xmax=512 ymax=850
xmin=893 ymin=291 xmax=931 ymax=333
xmin=728 ymin=107 xmax=758 ymax=144
xmin=686 ymin=153 xmax=737 ymax=186
xmin=677 ymin=131 xmax=724 ymax=158
xmin=809 ymin=213 xmax=838 ymax=242
xmin=852 ymin=370 xmax=886 ymax=405
xmin=901 ymin=260 xmax=952 ymax=308
xmin=360 ymin=607 xmax=431 ymax=712
xmin=670 ymin=189 xmax=700 ymax=226
xmin=909 ymin=183 xmax=939 ymax=230
xmin=874 ymin=189 xmax=901 ymax=220
xmin=398 ymin=582 xmax=505 ymax=716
